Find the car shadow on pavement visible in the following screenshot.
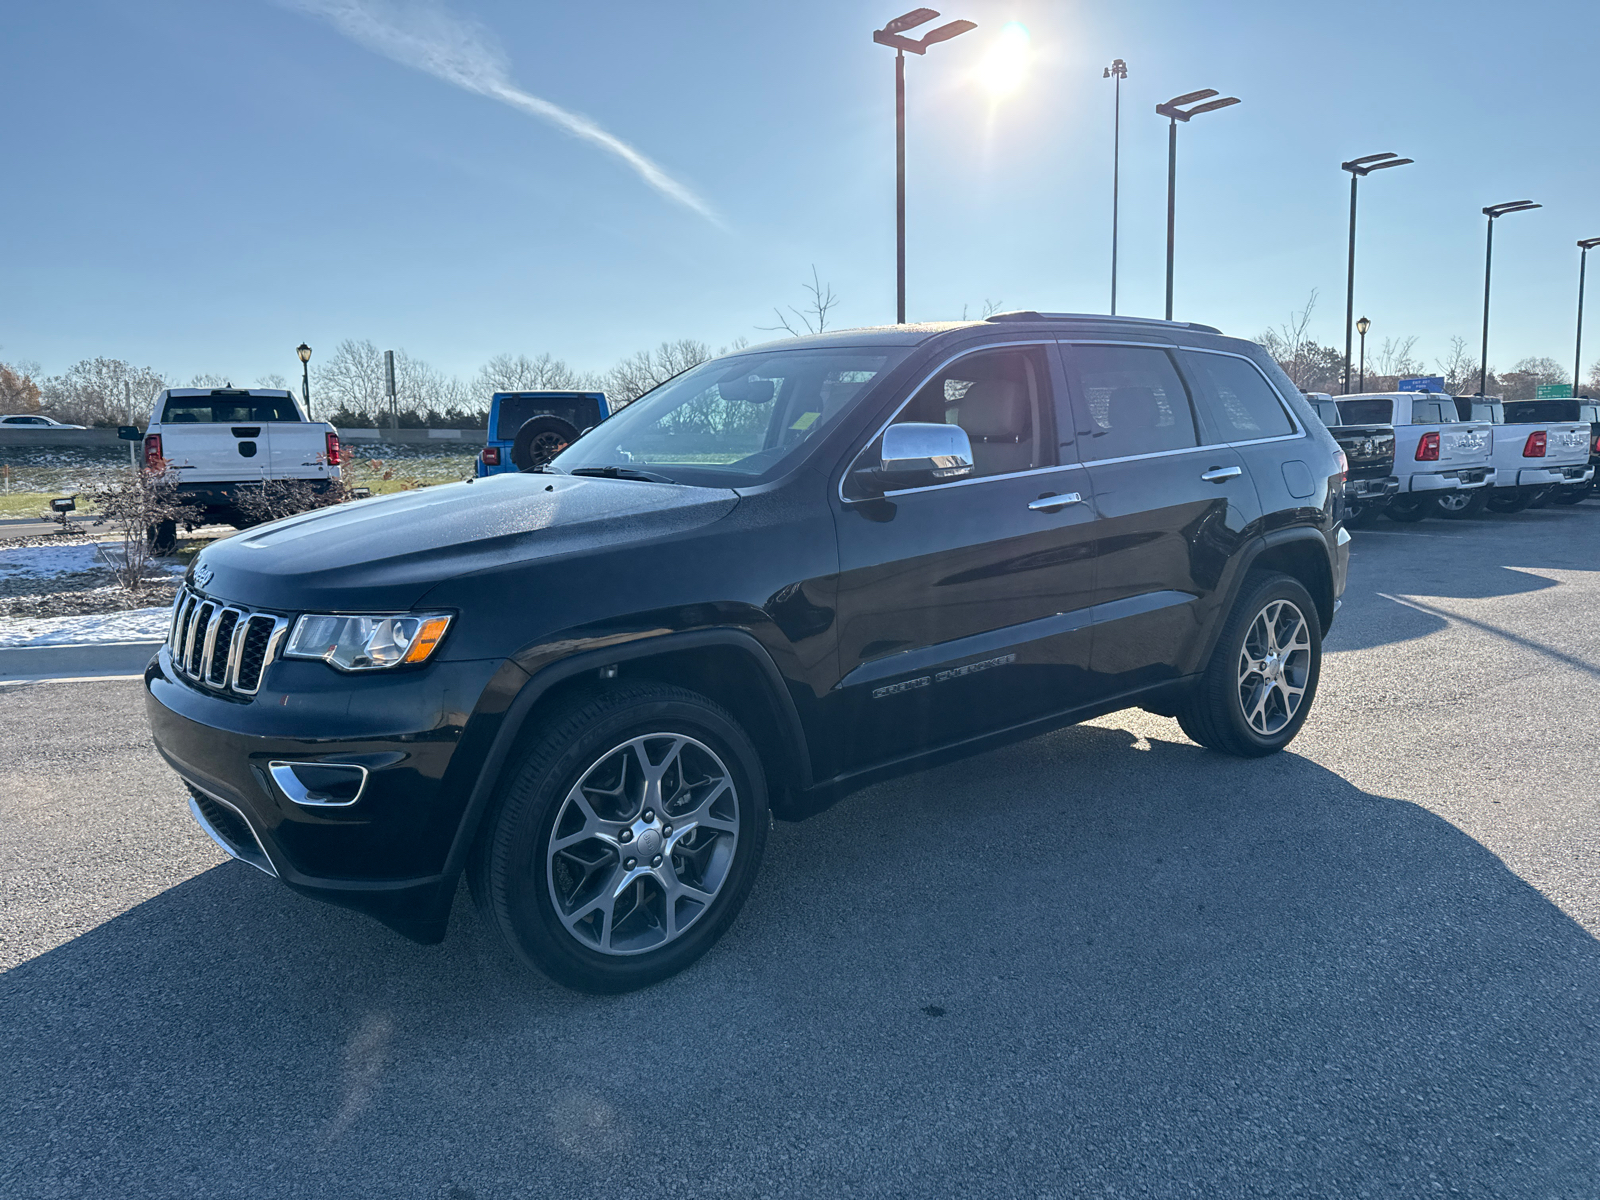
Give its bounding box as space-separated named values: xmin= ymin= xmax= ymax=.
xmin=4 ymin=724 xmax=1598 ymax=1197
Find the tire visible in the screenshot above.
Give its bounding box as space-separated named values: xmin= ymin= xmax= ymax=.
xmin=511 ymin=415 xmax=578 ymax=472
xmin=1551 ymin=485 xmax=1589 ymax=506
xmin=1485 ymin=488 xmax=1535 ymax=514
xmin=1383 ymin=495 xmax=1428 ymax=523
xmin=1342 ymin=496 xmax=1383 ymax=528
xmin=1176 ymin=572 xmax=1323 ymax=758
xmin=470 ymin=683 xmax=769 ymax=993
xmin=145 ymin=518 xmax=178 ymax=554
xmin=1429 ymin=490 xmax=1488 ymax=520
xmin=1528 ymin=486 xmax=1554 ymax=509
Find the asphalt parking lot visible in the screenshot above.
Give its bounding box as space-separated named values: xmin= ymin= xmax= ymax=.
xmin=3 ymin=505 xmax=1598 ymax=1199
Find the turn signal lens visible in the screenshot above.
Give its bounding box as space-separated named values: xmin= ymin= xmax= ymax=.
xmin=285 ymin=612 xmax=453 ymax=671
xmin=400 ymin=616 xmax=453 ymax=664
xmin=1415 ymin=432 xmax=1440 ymax=461
xmin=481 ymin=446 xmax=501 ymax=466
xmin=1522 ymin=431 xmax=1547 ymax=457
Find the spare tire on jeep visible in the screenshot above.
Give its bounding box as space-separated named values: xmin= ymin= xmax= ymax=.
xmin=511 ymin=415 xmax=578 ymax=472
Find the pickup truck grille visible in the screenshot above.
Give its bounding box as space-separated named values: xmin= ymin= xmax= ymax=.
xmin=167 ymin=586 xmax=290 ymax=696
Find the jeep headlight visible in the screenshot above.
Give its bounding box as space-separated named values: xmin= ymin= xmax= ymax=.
xmin=284 ymin=612 xmax=453 ymax=671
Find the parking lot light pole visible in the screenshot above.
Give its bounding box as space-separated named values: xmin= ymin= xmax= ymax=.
xmin=873 ymin=9 xmax=977 ymax=325
xmin=297 ymin=343 xmax=312 ymax=417
xmin=1104 ymin=58 xmax=1127 ymax=315
xmin=1340 ymin=152 xmax=1413 ymax=394
xmin=1156 ymin=89 xmax=1239 ymax=322
xmin=1357 ymin=316 xmax=1370 ymax=391
xmin=1575 ymin=238 xmax=1600 ymax=398
xmin=1480 ymin=201 xmax=1542 ymax=396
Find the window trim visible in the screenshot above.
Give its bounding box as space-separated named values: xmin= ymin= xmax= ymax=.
xmin=837 ymin=339 xmax=1060 ymax=504
xmin=1174 ymin=344 xmax=1307 ymax=446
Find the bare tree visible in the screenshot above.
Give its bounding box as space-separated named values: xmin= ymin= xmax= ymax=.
xmin=475 ymin=352 xmax=589 ymax=394
xmin=1588 ymin=358 xmax=1600 ymax=393
xmin=255 ymin=373 xmax=289 ymax=390
xmin=188 ymin=373 xmax=232 ymax=388
xmin=1436 ymin=337 xmax=1483 ymax=395
xmin=39 ymin=358 xmax=167 ymax=426
xmin=1371 ymin=336 xmax=1422 ymax=379
xmin=235 ymin=477 xmax=348 ymax=526
xmin=1496 ymin=356 xmax=1568 ymax=400
xmin=602 ymin=339 xmax=712 ymax=406
xmin=89 ymin=468 xmax=199 ymax=594
xmin=759 ymin=266 xmax=840 ymax=337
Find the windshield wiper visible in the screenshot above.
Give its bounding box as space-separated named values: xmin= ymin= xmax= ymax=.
xmin=568 ymin=465 xmax=676 ymax=484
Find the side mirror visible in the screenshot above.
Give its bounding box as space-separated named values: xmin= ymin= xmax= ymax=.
xmin=117 ymin=425 xmax=141 ymax=441
xmin=874 ymin=422 xmax=974 ymax=489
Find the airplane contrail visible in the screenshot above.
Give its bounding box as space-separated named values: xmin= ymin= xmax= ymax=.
xmin=282 ymin=0 xmax=719 ymax=223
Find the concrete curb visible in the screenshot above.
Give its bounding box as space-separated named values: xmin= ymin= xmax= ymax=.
xmin=0 ymin=641 xmax=161 ymax=682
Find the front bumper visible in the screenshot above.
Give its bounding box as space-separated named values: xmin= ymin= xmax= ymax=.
xmin=144 ymin=647 xmax=510 ymax=942
xmin=1407 ymin=467 xmax=1489 ymax=493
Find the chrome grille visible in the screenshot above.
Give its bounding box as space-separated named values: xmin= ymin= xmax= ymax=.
xmin=167 ymin=586 xmax=290 ymax=696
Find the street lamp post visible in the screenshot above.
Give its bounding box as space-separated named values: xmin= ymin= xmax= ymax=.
xmin=1356 ymin=316 xmax=1370 ymax=391
xmin=1340 ymin=152 xmax=1413 ymax=394
xmin=296 ymin=343 xmax=312 ymax=417
xmin=1104 ymin=59 xmax=1127 ymax=315
xmin=1155 ymin=88 xmax=1240 ymax=322
xmin=1479 ymin=200 xmax=1541 ymax=396
xmin=1574 ymin=238 xmax=1600 ymax=398
xmin=873 ymin=9 xmax=977 ymax=325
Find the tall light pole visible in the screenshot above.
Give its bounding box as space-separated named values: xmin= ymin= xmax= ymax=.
xmin=1575 ymin=238 xmax=1600 ymax=398
xmin=1480 ymin=200 xmax=1541 ymax=396
xmin=1104 ymin=58 xmax=1127 ymax=315
xmin=1340 ymin=152 xmax=1413 ymax=394
xmin=1356 ymin=316 xmax=1370 ymax=391
xmin=1156 ymin=88 xmax=1239 ymax=322
xmin=297 ymin=343 xmax=312 ymax=417
xmin=873 ymin=9 xmax=976 ymax=325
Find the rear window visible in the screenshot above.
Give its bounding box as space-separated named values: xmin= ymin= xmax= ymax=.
xmin=494 ymin=394 xmax=606 ymax=442
xmin=1504 ymin=400 xmax=1579 ymax=424
xmin=1335 ymin=399 xmax=1392 ymax=424
xmin=163 ymin=395 xmax=301 ymax=423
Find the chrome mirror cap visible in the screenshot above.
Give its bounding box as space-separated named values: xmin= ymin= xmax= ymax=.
xmin=880 ymin=422 xmax=974 ymax=480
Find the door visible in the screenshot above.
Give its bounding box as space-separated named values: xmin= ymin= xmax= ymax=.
xmin=1058 ymin=341 xmax=1262 ymax=695
xmin=1179 ymin=348 xmax=1314 ymax=519
xmin=831 ymin=343 xmax=1099 ymax=771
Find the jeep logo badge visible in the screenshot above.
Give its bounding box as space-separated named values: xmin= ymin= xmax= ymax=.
xmin=195 ymin=562 xmax=214 ymax=589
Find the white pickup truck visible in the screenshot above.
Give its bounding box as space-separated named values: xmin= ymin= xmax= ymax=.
xmin=1446 ymin=395 xmax=1593 ymax=515
xmin=1333 ymin=393 xmax=1493 ymax=522
xmin=143 ymin=387 xmax=341 ymax=530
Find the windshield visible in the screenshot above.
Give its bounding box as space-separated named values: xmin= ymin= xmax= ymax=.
xmin=550 ymin=347 xmax=901 ymax=484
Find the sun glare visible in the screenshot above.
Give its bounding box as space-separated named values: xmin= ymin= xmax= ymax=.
xmin=975 ymin=22 xmax=1031 ymax=99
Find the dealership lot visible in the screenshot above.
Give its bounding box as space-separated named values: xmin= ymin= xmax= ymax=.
xmin=3 ymin=508 xmax=1598 ymax=1197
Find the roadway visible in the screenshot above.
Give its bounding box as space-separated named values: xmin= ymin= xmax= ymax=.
xmin=3 ymin=504 xmax=1598 ymax=1197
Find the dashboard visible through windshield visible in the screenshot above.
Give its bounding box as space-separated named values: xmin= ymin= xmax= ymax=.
xmin=550 ymin=347 xmax=902 ymax=485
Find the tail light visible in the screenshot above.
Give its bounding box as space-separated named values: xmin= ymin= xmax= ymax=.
xmin=325 ymin=431 xmax=341 ymax=465
xmin=1522 ymin=431 xmax=1547 ymax=458
xmin=1335 ymin=449 xmax=1348 ymax=483
xmin=481 ymin=446 xmax=501 ymax=467
xmin=1415 ymin=431 xmax=1440 ymax=461
xmin=1592 ymin=432 xmax=1600 ymax=455
xmin=143 ymin=433 xmax=163 ymax=468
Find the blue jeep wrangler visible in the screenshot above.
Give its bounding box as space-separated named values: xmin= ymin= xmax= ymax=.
xmin=477 ymin=391 xmax=610 ymax=476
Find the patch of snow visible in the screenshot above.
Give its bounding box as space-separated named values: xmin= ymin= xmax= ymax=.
xmin=0 ymin=540 xmax=186 ymax=580
xmin=0 ymin=606 xmax=173 ymax=647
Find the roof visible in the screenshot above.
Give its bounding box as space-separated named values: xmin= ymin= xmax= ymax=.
xmin=161 ymin=388 xmax=295 ymax=398
xmin=741 ymin=312 xmax=1226 ymax=356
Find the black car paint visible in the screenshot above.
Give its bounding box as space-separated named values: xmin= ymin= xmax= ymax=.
xmin=145 ymin=317 xmax=1348 ymax=944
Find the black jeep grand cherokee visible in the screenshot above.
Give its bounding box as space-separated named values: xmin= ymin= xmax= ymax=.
xmin=147 ymin=313 xmax=1349 ymax=992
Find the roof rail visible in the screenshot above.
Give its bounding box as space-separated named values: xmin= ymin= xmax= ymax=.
xmin=984 ymin=310 xmax=1223 ymax=335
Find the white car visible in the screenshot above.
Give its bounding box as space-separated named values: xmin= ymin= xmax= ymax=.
xmin=1332 ymin=393 xmax=1493 ymax=522
xmin=1446 ymin=395 xmax=1592 ymax=515
xmin=0 ymin=413 xmax=86 ymax=429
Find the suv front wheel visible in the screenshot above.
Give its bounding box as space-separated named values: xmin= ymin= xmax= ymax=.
xmin=471 ymin=684 xmax=769 ymax=993
xmin=1177 ymin=572 xmax=1323 ymax=757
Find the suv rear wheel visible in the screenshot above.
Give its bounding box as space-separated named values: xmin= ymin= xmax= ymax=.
xmin=470 ymin=684 xmax=769 ymax=993
xmin=1177 ymin=572 xmax=1322 ymax=757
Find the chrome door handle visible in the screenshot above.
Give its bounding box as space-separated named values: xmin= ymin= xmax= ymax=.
xmin=1028 ymin=492 xmax=1083 ymax=511
xmin=1199 ymin=466 xmax=1242 ymax=483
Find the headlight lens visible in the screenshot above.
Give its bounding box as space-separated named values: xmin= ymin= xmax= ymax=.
xmin=284 ymin=612 xmax=453 ymax=671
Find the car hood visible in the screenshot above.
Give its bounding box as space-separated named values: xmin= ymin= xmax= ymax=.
xmin=192 ymin=473 xmax=741 ymax=613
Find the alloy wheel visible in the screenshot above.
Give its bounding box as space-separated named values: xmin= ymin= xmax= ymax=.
xmin=528 ymin=431 xmax=568 ymax=466
xmin=1236 ymin=599 xmax=1312 ymax=736
xmin=546 ymin=733 xmax=740 ymax=955
xmin=1435 ymin=492 xmax=1473 ymax=513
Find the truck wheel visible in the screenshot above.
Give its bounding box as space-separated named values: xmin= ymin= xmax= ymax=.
xmin=145 ymin=519 xmax=178 ymax=554
xmin=470 ymin=683 xmax=769 ymax=993
xmin=1176 ymin=572 xmax=1322 ymax=758
xmin=1527 ymin=487 xmax=1554 ymax=509
xmin=511 ymin=416 xmax=578 ymax=472
xmin=1342 ymin=496 xmax=1382 ymax=528
xmin=1383 ymin=496 xmax=1428 ymax=522
xmin=1485 ymin=488 xmax=1535 ymax=514
xmin=1429 ymin=490 xmax=1488 ymax=520
xmin=1551 ymin=486 xmax=1589 ymax=506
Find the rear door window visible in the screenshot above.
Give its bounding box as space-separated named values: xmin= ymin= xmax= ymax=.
xmin=1059 ymin=344 xmax=1200 ymax=461
xmin=1181 ymin=351 xmax=1296 ymax=441
xmin=1409 ymin=399 xmax=1454 ymax=424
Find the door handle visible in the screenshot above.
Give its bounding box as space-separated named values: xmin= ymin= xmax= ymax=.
xmin=1199 ymin=466 xmax=1242 ymax=483
xmin=1028 ymin=492 xmax=1083 ymax=511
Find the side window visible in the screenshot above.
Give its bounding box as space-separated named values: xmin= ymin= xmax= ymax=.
xmin=1181 ymin=351 xmax=1295 ymax=440
xmin=890 ymin=346 xmax=1051 ymax=480
xmin=1061 ymin=344 xmax=1199 ymax=461
xmin=1411 ymin=399 xmax=1450 ymax=423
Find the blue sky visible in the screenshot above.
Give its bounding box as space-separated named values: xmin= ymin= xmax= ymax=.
xmin=4 ymin=0 xmax=1597 ymax=386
